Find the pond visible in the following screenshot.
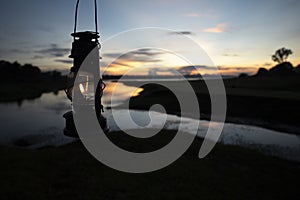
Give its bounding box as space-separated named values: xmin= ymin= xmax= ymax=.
xmin=0 ymin=82 xmax=299 ymax=162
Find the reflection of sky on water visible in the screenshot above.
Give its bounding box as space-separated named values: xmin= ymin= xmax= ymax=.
xmin=0 ymin=82 xmax=299 ymax=162
xmin=0 ymin=91 xmax=71 ymax=145
xmin=102 ymin=81 xmax=143 ymax=107
xmin=0 ymin=82 xmax=142 ymax=144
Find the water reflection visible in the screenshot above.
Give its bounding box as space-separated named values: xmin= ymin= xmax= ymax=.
xmin=0 ymin=91 xmax=71 ymax=145
xmin=102 ymin=81 xmax=143 ymax=107
xmin=0 ymin=82 xmax=143 ymax=145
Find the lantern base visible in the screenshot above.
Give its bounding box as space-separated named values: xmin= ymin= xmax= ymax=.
xmin=63 ymin=111 xmax=109 ymax=138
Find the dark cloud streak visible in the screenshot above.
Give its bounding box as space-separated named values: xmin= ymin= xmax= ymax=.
xmin=218 ymin=66 xmax=257 ymax=71
xmin=35 ymin=44 xmax=70 ymax=58
xmin=55 ymin=59 xmax=73 ymax=64
xmin=222 ymin=53 xmax=239 ymax=57
xmin=103 ymin=48 xmax=165 ymax=64
xmin=169 ymin=31 xmax=195 ymax=35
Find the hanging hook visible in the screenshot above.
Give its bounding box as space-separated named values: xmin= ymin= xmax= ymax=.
xmin=73 ymin=0 xmax=98 ymax=34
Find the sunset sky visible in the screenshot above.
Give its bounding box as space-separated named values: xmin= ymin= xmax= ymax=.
xmin=0 ymin=0 xmax=299 ymax=76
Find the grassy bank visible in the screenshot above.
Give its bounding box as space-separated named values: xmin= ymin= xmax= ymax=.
xmin=123 ymin=76 xmax=300 ymax=134
xmin=1 ymin=130 xmax=299 ymax=200
xmin=0 ymin=81 xmax=66 ymax=103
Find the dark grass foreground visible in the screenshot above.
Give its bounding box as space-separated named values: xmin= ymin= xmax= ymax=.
xmin=1 ymin=130 xmax=299 ymax=200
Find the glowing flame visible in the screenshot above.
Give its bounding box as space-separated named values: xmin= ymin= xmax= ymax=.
xmin=79 ymin=83 xmax=85 ymax=94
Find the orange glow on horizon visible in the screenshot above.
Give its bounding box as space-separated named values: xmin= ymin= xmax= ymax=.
xmin=100 ymin=50 xmax=300 ymax=76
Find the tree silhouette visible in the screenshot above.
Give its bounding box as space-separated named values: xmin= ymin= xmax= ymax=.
xmin=272 ymin=47 xmax=293 ymax=64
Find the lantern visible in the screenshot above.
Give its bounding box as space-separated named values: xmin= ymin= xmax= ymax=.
xmin=63 ymin=0 xmax=109 ymax=137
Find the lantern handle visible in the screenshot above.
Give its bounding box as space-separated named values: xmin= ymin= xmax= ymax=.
xmin=73 ymin=0 xmax=98 ymax=34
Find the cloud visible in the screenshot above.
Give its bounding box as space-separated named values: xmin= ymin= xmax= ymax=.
xmin=216 ymin=66 xmax=259 ymax=76
xmin=32 ymin=55 xmax=44 ymax=59
xmin=104 ymin=48 xmax=164 ymax=59
xmin=169 ymin=31 xmax=195 ymax=35
xmin=106 ymin=61 xmax=135 ymax=69
xmin=148 ymin=68 xmax=176 ymax=76
xmin=130 ymin=48 xmax=165 ymax=57
xmin=176 ymin=65 xmax=217 ymax=75
xmin=263 ymin=62 xmax=272 ymax=67
xmin=102 ymin=49 xmax=167 ymax=75
xmin=103 ymin=48 xmax=165 ymax=65
xmin=222 ymin=53 xmax=239 ymax=57
xmin=218 ymin=66 xmax=257 ymax=71
xmin=11 ymin=49 xmax=28 ymax=54
xmin=148 ymin=65 xmax=225 ymax=77
xmin=148 ymin=65 xmax=216 ymax=76
xmin=2 ymin=48 xmax=28 ymax=54
xmin=35 ymin=44 xmax=70 ymax=58
xmin=54 ymin=59 xmax=73 ymax=64
xmin=176 ymin=65 xmax=258 ymax=76
xmin=202 ymin=23 xmax=228 ymax=33
xmin=0 ymin=48 xmax=31 ymax=57
xmin=102 ymin=53 xmax=122 ymax=58
xmin=180 ymin=65 xmax=216 ymax=70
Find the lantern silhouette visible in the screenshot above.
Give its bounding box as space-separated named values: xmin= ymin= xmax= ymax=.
xmin=63 ymin=0 xmax=109 ymax=137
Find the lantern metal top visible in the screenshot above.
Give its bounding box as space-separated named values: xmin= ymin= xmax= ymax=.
xmin=71 ymin=31 xmax=100 ymax=40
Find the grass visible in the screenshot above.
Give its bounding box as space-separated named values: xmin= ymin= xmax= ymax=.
xmin=1 ymin=130 xmax=299 ymax=200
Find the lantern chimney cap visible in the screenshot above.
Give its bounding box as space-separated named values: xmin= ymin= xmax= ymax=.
xmin=71 ymin=31 xmax=100 ymax=39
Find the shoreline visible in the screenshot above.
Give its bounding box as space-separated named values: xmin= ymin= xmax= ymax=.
xmin=121 ymin=78 xmax=300 ymax=135
xmin=113 ymin=106 xmax=300 ymax=135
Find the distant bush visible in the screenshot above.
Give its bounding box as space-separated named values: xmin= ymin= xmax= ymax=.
xmin=0 ymin=60 xmax=66 ymax=84
xmin=255 ymin=62 xmax=299 ymax=77
xmin=238 ymin=73 xmax=249 ymax=78
xmin=269 ymin=62 xmax=294 ymax=76
xmin=256 ymin=68 xmax=269 ymax=76
xmin=294 ymin=64 xmax=300 ymax=73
